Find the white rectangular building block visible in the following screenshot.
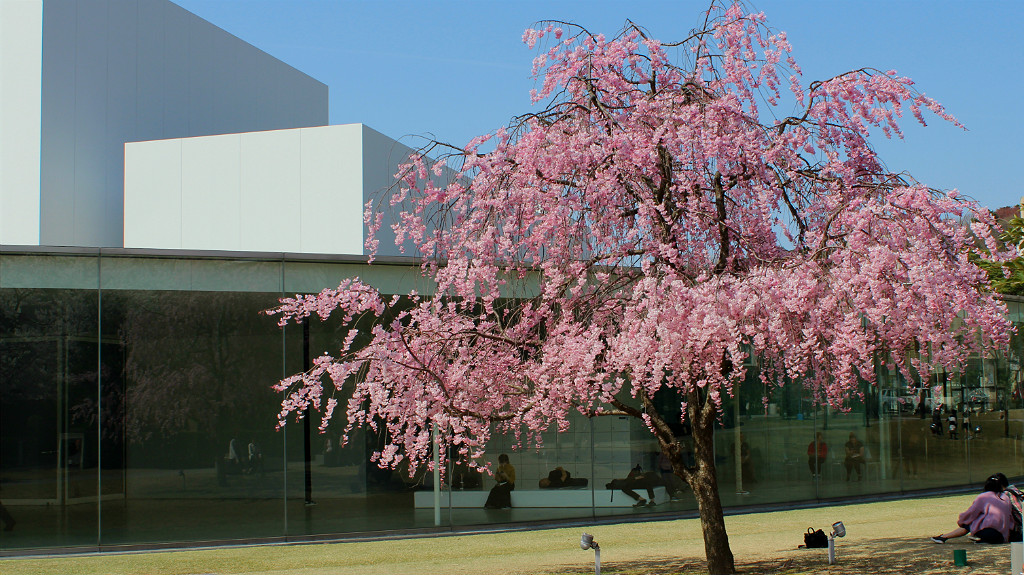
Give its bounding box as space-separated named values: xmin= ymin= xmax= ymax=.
xmin=124 ymin=124 xmax=422 ymax=257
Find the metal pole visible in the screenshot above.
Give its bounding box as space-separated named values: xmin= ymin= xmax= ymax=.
xmin=827 ymin=536 xmax=836 ymax=565
xmin=303 ymin=320 xmax=313 ymax=505
xmin=432 ymin=422 xmax=441 ymax=526
xmin=594 ymin=547 xmax=601 ymax=575
xmin=734 ymin=394 xmax=744 ymax=494
xmin=96 ymin=254 xmax=103 ymax=545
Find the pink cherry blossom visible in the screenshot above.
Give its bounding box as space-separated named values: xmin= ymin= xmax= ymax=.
xmin=267 ymin=3 xmax=1010 ymax=573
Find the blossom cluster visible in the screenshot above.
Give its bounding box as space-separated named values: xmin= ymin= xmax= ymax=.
xmin=269 ymin=2 xmax=1011 ymax=477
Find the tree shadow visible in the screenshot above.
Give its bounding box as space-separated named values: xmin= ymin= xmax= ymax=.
xmin=752 ymin=535 xmax=1008 ymax=575
xmin=550 ymin=536 xmax=1009 ymax=574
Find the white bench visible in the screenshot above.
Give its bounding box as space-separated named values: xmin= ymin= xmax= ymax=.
xmin=413 ymin=487 xmax=668 ymax=508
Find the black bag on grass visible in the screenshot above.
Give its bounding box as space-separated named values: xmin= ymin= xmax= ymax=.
xmin=804 ymin=527 xmax=828 ymax=548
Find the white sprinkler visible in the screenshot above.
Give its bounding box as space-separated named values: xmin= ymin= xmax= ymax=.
xmin=580 ymin=532 xmax=601 ymax=575
xmin=828 ymin=521 xmax=846 ymax=565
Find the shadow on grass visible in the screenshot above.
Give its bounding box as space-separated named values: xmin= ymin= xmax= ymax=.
xmin=550 ymin=536 xmax=1008 ymax=574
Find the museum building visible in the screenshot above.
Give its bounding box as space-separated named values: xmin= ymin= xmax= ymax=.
xmin=1 ymin=0 xmax=1022 ymax=554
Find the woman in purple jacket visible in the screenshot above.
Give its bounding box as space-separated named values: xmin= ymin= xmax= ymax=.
xmin=931 ymin=474 xmax=1013 ymax=544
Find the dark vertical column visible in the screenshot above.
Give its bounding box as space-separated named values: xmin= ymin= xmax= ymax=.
xmin=303 ymin=319 xmax=313 ymax=505
xmin=590 ymin=416 xmax=596 ymax=520
xmin=96 ymin=254 xmax=103 ymax=545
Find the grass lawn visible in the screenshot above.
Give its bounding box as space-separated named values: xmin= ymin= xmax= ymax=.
xmin=0 ymin=493 xmax=1012 ymax=574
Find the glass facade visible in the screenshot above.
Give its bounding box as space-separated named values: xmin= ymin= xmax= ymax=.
xmin=1 ymin=249 xmax=1023 ymax=553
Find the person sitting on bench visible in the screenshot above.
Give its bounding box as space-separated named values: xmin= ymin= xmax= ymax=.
xmin=483 ymin=454 xmax=515 ymax=509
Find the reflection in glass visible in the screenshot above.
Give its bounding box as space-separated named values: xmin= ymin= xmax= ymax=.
xmin=0 ymin=285 xmax=100 ymax=549
xmin=1 ymin=253 xmax=1022 ymax=551
xmin=101 ymin=289 xmax=285 ymax=545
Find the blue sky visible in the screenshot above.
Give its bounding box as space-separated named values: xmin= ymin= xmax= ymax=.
xmin=174 ymin=1 xmax=1022 ymax=211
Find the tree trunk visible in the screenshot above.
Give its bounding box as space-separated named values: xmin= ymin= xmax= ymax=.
xmin=633 ymin=389 xmax=736 ymax=575
xmin=686 ymin=412 xmax=735 ymax=575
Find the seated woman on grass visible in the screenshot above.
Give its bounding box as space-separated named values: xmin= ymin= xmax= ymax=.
xmin=931 ymin=474 xmax=1012 ymax=544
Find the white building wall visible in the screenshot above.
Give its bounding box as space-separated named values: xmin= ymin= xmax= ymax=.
xmin=299 ymin=125 xmax=364 ymax=255
xmin=179 ymin=133 xmax=241 ymax=251
xmin=238 ymin=129 xmax=301 ymax=253
xmin=0 ymin=0 xmax=43 ymax=245
xmin=13 ymin=0 xmax=328 ymax=248
xmin=125 ymin=124 xmax=388 ymax=256
xmin=123 ymin=138 xmax=181 ymax=248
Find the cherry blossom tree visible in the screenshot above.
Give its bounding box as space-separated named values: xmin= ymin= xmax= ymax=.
xmin=268 ymin=3 xmax=1012 ymax=573
xmin=977 ymin=202 xmax=1024 ymax=296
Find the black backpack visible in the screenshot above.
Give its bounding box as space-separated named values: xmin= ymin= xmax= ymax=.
xmin=1006 ymin=485 xmax=1024 ymax=542
xmin=804 ymin=527 xmax=828 ymax=548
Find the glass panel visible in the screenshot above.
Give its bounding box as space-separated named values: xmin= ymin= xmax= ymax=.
xmin=895 ymin=379 xmax=931 ymax=492
xmin=817 ymin=373 xmax=876 ymax=499
xmin=871 ymin=362 xmax=903 ymax=494
xmin=1003 ymin=326 xmax=1024 ymax=483
xmin=449 ymin=413 xmax=598 ymax=527
xmin=0 ymin=254 xmax=100 ymax=550
xmin=283 ymin=292 xmax=419 ymax=537
xmin=900 ymin=367 xmax=973 ymax=491
xmin=2 ymin=250 xmax=1018 ymax=551
xmin=352 ymin=414 xmax=606 ymax=529
xmin=647 ymin=387 xmax=697 ymax=515
xmin=739 ymin=369 xmax=813 ymax=506
xmin=967 ymin=354 xmax=1021 ymax=486
xmin=99 ymin=259 xmax=287 ymax=545
xmin=716 ymin=389 xmax=750 ymax=508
